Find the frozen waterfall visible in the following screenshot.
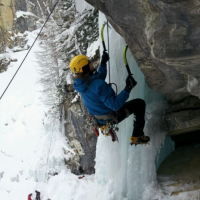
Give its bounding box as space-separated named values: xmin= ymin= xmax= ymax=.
xmin=94 ymin=12 xmax=175 ymax=200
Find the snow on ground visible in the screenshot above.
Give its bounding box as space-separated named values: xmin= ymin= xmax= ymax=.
xmin=16 ymin=11 xmax=38 ymax=19
xmin=0 ymin=30 xmax=82 ymax=200
xmin=87 ymin=39 xmax=100 ymax=59
xmin=2 ymin=170 xmax=112 ymax=200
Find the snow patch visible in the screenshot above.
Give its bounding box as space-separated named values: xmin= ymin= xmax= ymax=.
xmin=0 ymin=54 xmax=11 ymax=63
xmin=87 ymin=39 xmax=100 ymax=58
xmin=71 ymin=94 xmax=79 ymax=103
xmin=187 ymin=75 xmax=199 ymax=93
xmin=16 ymin=11 xmax=38 ymax=19
xmin=27 ymin=0 xmax=35 ymax=7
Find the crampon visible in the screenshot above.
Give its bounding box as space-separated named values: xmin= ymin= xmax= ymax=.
xmin=130 ymin=135 xmax=150 ymax=146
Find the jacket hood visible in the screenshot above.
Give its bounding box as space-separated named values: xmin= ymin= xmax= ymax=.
xmin=73 ymin=74 xmax=98 ymax=92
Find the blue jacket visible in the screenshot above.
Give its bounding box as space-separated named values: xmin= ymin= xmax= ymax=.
xmin=73 ymin=63 xmax=129 ymax=120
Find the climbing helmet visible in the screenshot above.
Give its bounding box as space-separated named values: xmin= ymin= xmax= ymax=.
xmin=69 ymin=55 xmax=89 ymax=73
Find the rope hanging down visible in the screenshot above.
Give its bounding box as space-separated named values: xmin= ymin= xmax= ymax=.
xmin=0 ymin=0 xmax=60 ymax=100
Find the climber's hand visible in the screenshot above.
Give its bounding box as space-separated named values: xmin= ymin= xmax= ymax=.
xmin=100 ymin=51 xmax=110 ymax=65
xmin=124 ymin=75 xmax=137 ymax=93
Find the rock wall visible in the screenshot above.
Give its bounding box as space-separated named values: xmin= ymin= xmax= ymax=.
xmin=85 ymin=0 xmax=200 ymax=135
xmin=165 ymin=96 xmax=200 ymax=135
xmin=85 ymin=0 xmax=200 ymax=100
xmin=64 ymin=84 xmax=97 ymax=175
xmin=15 ymin=0 xmax=27 ymax=12
xmin=157 ymin=143 xmax=200 ymax=196
xmin=0 ymin=0 xmax=15 ymax=53
xmin=0 ymin=0 xmax=52 ymax=53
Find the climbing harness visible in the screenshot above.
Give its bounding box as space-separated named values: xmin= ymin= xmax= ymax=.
xmin=100 ymin=119 xmax=119 ymax=142
xmin=88 ymin=114 xmax=119 ymax=142
xmin=0 ymin=0 xmax=60 ymax=100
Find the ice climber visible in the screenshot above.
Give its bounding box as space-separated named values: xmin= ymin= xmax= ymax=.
xmin=78 ymin=166 xmax=85 ymax=179
xmin=28 ymin=193 xmax=32 ymax=200
xmin=35 ymin=190 xmax=40 ymax=200
xmin=69 ymin=52 xmax=150 ymax=145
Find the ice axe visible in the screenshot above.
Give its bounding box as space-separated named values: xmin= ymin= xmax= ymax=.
xmin=123 ymin=44 xmax=132 ymax=76
xmin=123 ymin=44 xmax=137 ymax=87
xmin=101 ymin=21 xmax=110 ymax=52
xmin=101 ymin=21 xmax=111 ymax=83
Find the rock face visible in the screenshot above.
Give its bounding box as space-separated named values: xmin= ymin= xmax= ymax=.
xmin=0 ymin=55 xmax=17 ymax=73
xmin=0 ymin=0 xmax=51 ymax=53
xmin=157 ymin=143 xmax=200 ymax=196
xmin=85 ymin=0 xmax=200 ymax=100
xmin=0 ymin=0 xmax=15 ymax=53
xmin=165 ymin=96 xmax=200 ymax=142
xmin=64 ymin=85 xmax=97 ymax=175
xmin=85 ymin=0 xmax=200 ymax=135
xmin=15 ymin=0 xmax=27 ymax=12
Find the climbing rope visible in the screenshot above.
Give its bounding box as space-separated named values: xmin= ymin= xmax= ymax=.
xmin=0 ymin=0 xmax=60 ymax=100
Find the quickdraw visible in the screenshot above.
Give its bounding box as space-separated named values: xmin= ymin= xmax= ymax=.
xmin=100 ymin=118 xmax=119 ymax=142
xmin=88 ymin=115 xmax=119 ymax=142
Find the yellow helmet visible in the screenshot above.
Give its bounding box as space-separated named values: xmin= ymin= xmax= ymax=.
xmin=69 ymin=55 xmax=89 ymax=73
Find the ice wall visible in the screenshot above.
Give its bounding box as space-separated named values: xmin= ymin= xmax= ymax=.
xmin=95 ymin=13 xmax=175 ymax=200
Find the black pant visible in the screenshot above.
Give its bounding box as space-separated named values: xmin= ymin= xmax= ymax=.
xmin=116 ymin=99 xmax=146 ymax=136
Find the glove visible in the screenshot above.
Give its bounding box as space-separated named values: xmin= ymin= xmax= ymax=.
xmin=100 ymin=51 xmax=109 ymax=65
xmin=124 ymin=75 xmax=137 ymax=93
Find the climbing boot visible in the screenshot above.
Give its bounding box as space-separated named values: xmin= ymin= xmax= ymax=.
xmin=130 ymin=135 xmax=150 ymax=146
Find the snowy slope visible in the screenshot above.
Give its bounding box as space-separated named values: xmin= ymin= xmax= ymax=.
xmin=0 ymin=30 xmax=73 ymax=200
